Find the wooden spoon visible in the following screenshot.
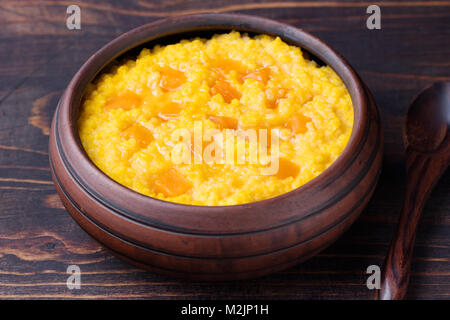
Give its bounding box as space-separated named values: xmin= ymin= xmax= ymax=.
xmin=378 ymin=82 xmax=450 ymax=300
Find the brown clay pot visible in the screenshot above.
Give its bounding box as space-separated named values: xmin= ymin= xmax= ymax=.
xmin=49 ymin=13 xmax=383 ymax=280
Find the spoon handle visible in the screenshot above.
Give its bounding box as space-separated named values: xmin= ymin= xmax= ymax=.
xmin=378 ymin=150 xmax=447 ymax=300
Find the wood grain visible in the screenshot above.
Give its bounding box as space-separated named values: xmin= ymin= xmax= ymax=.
xmin=0 ymin=0 xmax=449 ymax=299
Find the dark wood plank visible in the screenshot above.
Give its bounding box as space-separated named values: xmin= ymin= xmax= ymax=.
xmin=0 ymin=0 xmax=449 ymax=299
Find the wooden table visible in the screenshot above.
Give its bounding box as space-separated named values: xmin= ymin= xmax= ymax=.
xmin=0 ymin=0 xmax=449 ymax=299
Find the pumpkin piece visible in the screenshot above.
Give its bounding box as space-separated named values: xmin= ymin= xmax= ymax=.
xmin=159 ymin=67 xmax=186 ymax=91
xmin=266 ymin=97 xmax=280 ymax=109
xmin=286 ymin=113 xmax=312 ymax=134
xmin=154 ymin=168 xmax=192 ymax=197
xmin=211 ymin=58 xmax=247 ymax=78
xmin=207 ymin=114 xmax=238 ymax=130
xmin=120 ymin=123 xmax=153 ymax=148
xmin=274 ymin=157 xmax=300 ymax=179
xmin=210 ymin=79 xmax=242 ymax=103
xmin=242 ymin=67 xmax=271 ymax=84
xmin=104 ymin=91 xmax=142 ymax=111
xmin=266 ymin=89 xmax=286 ymax=109
xmin=157 ymin=101 xmax=182 ymax=121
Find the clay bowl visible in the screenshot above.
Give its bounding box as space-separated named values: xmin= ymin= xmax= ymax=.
xmin=49 ymin=13 xmax=383 ymax=281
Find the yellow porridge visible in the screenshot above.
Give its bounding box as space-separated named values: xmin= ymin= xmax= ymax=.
xmin=78 ymin=31 xmax=353 ymax=206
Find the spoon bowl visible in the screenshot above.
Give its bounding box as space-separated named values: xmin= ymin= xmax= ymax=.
xmin=405 ymin=82 xmax=450 ymax=153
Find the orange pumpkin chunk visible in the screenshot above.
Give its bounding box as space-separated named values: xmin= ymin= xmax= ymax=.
xmin=266 ymin=89 xmax=286 ymax=109
xmin=242 ymin=67 xmax=271 ymax=84
xmin=267 ymin=97 xmax=281 ymax=109
xmin=211 ymin=58 xmax=246 ymax=78
xmin=275 ymin=158 xmax=300 ymax=179
xmin=211 ymin=79 xmax=241 ymax=103
xmin=158 ymin=101 xmax=182 ymax=121
xmin=120 ymin=123 xmax=153 ymax=148
xmin=286 ymin=113 xmax=312 ymax=134
xmin=159 ymin=67 xmax=186 ymax=91
xmin=154 ymin=168 xmax=192 ymax=197
xmin=207 ymin=114 xmax=238 ymax=129
xmin=105 ymin=91 xmax=142 ymax=111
